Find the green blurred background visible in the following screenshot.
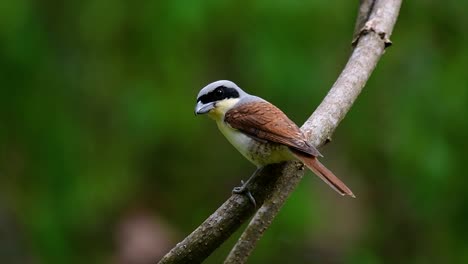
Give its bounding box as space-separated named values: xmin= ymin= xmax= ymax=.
xmin=1 ymin=1 xmax=467 ymax=263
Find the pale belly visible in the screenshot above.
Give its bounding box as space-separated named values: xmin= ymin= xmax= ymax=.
xmin=216 ymin=120 xmax=294 ymax=167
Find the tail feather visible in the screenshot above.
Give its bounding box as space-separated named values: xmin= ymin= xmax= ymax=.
xmin=293 ymin=152 xmax=355 ymax=198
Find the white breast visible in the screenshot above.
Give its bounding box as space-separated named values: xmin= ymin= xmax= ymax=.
xmin=216 ymin=119 xmax=293 ymax=167
xmin=216 ymin=120 xmax=256 ymax=162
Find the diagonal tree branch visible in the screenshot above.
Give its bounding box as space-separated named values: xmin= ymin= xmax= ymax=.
xmin=158 ymin=1 xmax=401 ymax=263
xmin=158 ymin=164 xmax=295 ymax=264
xmin=224 ymin=0 xmax=402 ymax=263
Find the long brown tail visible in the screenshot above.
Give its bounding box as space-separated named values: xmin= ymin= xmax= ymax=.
xmin=293 ymin=152 xmax=355 ymax=198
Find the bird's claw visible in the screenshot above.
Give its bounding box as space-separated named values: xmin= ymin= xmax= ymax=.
xmin=232 ymin=180 xmax=257 ymax=208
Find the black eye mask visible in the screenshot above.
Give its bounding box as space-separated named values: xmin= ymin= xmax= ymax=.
xmin=197 ymin=86 xmax=240 ymax=104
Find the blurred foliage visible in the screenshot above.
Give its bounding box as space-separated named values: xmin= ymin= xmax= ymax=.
xmin=0 ymin=0 xmax=467 ymax=263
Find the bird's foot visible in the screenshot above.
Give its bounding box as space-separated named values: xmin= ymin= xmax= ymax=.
xmin=232 ymin=180 xmax=256 ymax=208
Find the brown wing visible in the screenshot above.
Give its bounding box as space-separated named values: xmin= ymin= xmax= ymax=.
xmin=224 ymin=101 xmax=321 ymax=157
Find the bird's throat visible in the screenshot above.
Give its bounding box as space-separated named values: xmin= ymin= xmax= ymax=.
xmin=207 ymin=98 xmax=240 ymax=121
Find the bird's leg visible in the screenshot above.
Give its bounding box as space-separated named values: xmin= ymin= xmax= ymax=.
xmin=233 ymin=167 xmax=263 ymax=193
xmin=232 ymin=167 xmax=263 ymax=207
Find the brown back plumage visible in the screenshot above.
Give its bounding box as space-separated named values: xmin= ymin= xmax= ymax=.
xmin=224 ymin=101 xmax=322 ymax=157
xmin=224 ymin=100 xmax=355 ymax=197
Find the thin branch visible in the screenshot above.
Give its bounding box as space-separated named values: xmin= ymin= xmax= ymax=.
xmin=352 ymin=0 xmax=376 ymax=44
xmin=224 ymin=0 xmax=402 ymax=263
xmin=158 ymin=1 xmax=402 ymax=263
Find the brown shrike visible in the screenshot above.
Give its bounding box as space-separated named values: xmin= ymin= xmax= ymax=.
xmin=195 ymin=80 xmax=354 ymax=204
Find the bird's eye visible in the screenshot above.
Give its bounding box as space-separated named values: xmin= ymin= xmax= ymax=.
xmin=216 ymin=88 xmax=224 ymax=96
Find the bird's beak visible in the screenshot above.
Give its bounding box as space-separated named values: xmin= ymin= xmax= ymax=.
xmin=195 ymin=101 xmax=215 ymax=115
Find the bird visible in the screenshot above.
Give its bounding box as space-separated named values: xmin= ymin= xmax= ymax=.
xmin=194 ymin=80 xmax=355 ymax=204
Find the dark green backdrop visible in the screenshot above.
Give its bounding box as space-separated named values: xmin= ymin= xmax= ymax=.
xmin=1 ymin=1 xmax=467 ymax=263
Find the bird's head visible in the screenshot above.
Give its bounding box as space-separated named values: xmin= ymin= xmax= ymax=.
xmin=195 ymin=80 xmax=246 ymax=120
